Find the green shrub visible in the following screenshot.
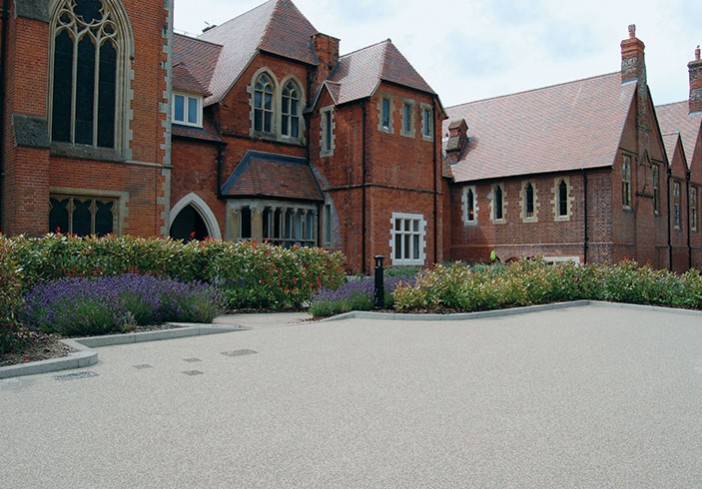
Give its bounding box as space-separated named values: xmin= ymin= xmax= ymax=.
xmin=0 ymin=236 xmax=26 ymax=354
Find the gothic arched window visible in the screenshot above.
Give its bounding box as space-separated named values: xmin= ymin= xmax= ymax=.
xmin=254 ymin=73 xmax=274 ymax=133
xmin=50 ymin=0 xmax=131 ymax=150
xmin=281 ymin=80 xmax=301 ymax=139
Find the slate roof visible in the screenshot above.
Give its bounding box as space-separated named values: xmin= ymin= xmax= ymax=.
xmin=324 ymin=40 xmax=435 ymax=105
xmin=221 ymin=151 xmax=324 ymax=201
xmin=446 ymin=72 xmax=637 ymax=182
xmin=656 ymin=101 xmax=702 ymax=164
xmin=197 ymin=0 xmax=319 ymax=106
xmin=173 ymin=34 xmax=222 ymax=96
xmin=173 ymin=63 xmax=210 ymax=95
xmin=662 ymin=133 xmax=682 ymax=166
xmin=171 ymin=118 xmax=223 ymax=143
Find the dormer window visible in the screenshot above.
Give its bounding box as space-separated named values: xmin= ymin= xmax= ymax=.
xmin=173 ymin=92 xmax=202 ymax=127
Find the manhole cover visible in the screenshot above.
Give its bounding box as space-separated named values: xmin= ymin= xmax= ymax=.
xmin=55 ymin=371 xmax=99 ymax=382
xmin=182 ymin=370 xmax=204 ymax=376
xmin=221 ymin=349 xmax=258 ymax=357
xmin=183 ymin=358 xmax=202 ymax=363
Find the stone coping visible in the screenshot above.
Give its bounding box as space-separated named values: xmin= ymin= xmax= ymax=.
xmin=0 ymin=324 xmax=245 ymax=380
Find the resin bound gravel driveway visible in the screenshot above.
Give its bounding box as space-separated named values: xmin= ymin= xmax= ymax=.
xmin=2 ymin=303 xmax=702 ymax=488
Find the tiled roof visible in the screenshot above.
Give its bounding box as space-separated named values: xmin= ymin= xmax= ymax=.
xmin=173 ymin=63 xmax=210 ymax=95
xmin=656 ymin=101 xmax=702 ymax=164
xmin=221 ymin=151 xmax=324 ymax=201
xmin=198 ymin=0 xmax=319 ymax=106
xmin=446 ymin=72 xmax=637 ymax=182
xmin=325 ymin=40 xmax=435 ymax=105
xmin=173 ymin=34 xmax=222 ymax=97
xmin=661 ymin=134 xmax=681 ymax=167
xmin=171 ymin=118 xmax=223 ymax=143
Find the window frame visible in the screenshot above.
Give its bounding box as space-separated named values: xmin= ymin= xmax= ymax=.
xmin=377 ymin=95 xmax=394 ymax=133
xmin=652 ymin=164 xmax=660 ymax=214
xmin=49 ymin=0 xmax=133 ymax=154
xmin=673 ymin=181 xmax=681 ymax=230
xmin=420 ymin=103 xmax=434 ymax=141
xmin=49 ymin=194 xmax=118 ymax=237
xmin=280 ymin=79 xmax=302 ymax=140
xmin=252 ymin=72 xmax=275 ymax=135
xmin=390 ymin=212 xmax=426 ymax=266
xmin=521 ymin=181 xmax=538 ymax=222
xmin=463 ymin=185 xmax=478 ymax=225
xmin=553 ymin=177 xmax=572 ymax=222
xmin=172 ymin=91 xmax=203 ymax=128
xmin=491 ymin=184 xmax=506 ymax=223
xmin=319 ymin=105 xmax=335 ymax=157
xmin=400 ymin=99 xmax=416 ymax=138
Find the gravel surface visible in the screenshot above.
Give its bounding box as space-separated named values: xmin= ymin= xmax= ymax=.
xmin=2 ymin=304 xmax=702 ymax=488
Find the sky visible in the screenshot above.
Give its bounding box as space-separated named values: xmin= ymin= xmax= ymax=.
xmin=173 ymin=0 xmax=700 ymax=108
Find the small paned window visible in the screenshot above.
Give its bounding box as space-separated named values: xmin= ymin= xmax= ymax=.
xmin=558 ymin=180 xmax=568 ymax=217
xmin=254 ymin=74 xmax=274 ymax=133
xmin=172 ymin=92 xmax=202 ymax=127
xmin=494 ymin=185 xmax=504 ymax=220
xmin=49 ymin=196 xmax=115 ymax=236
xmin=674 ymin=182 xmax=681 ymax=229
xmin=320 ymin=107 xmax=334 ymax=157
xmin=391 ymin=213 xmax=425 ymax=266
xmin=281 ymin=81 xmax=301 ymax=139
xmin=51 ymin=0 xmax=125 ymax=149
xmin=652 ymin=165 xmax=659 ymax=214
xmin=466 ymin=188 xmax=476 ymax=222
xmin=421 ymin=105 xmax=433 ymax=141
xmin=622 ymin=156 xmax=632 ymax=207
xmin=691 ymin=187 xmax=698 ymax=232
xmin=403 ymin=103 xmax=412 ymax=133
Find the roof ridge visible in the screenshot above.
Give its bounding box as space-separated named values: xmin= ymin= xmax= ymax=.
xmin=261 ymin=0 xmax=283 ymax=47
xmin=339 ymin=38 xmax=391 ymax=59
xmin=656 ymin=100 xmax=687 ymax=109
xmin=175 ymin=32 xmax=223 ymax=48
xmin=447 ymin=71 xmax=622 ymax=110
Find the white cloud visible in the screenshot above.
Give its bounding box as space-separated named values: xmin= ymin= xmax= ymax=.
xmin=173 ymin=0 xmax=701 ymax=107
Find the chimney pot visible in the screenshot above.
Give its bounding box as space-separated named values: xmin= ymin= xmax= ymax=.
xmin=696 ymin=45 xmax=701 ymax=61
xmin=689 ymin=45 xmax=702 ymax=114
xmin=628 ymin=24 xmax=636 ymax=38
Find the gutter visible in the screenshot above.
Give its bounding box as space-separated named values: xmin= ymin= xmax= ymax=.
xmin=666 ymin=165 xmax=673 ymax=272
xmin=0 ymin=0 xmax=9 ymax=232
xmin=361 ymin=102 xmax=367 ymax=274
xmin=582 ymin=169 xmax=589 ymax=265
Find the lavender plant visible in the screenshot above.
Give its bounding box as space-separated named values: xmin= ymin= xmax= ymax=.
xmin=309 ymin=276 xmax=414 ymax=317
xmin=22 ymin=274 xmax=224 ymax=336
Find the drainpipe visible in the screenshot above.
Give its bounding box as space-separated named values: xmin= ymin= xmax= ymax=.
xmin=432 ymin=97 xmax=438 ymax=265
xmin=582 ymin=169 xmax=589 ymax=265
xmin=361 ymin=102 xmax=367 ymax=274
xmin=666 ymin=166 xmax=673 ymax=272
xmin=216 ymin=142 xmax=224 ymax=199
xmin=0 ymin=0 xmax=9 ymax=232
xmin=687 ymin=169 xmax=692 ymax=270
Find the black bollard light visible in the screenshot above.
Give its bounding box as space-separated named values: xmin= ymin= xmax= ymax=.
xmin=374 ymin=255 xmax=385 ymax=309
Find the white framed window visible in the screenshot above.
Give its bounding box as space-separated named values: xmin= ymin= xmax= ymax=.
xmin=420 ymin=103 xmax=433 ymax=141
xmin=692 ymin=186 xmax=698 ymax=232
xmin=674 ymin=181 xmax=681 ymax=230
xmin=462 ymin=185 xmax=478 ymax=225
xmin=401 ymin=99 xmax=415 ymax=137
xmin=173 ymin=92 xmax=202 ymax=127
xmin=390 ymin=212 xmax=426 ymax=266
xmin=320 ymin=106 xmax=335 ymax=157
xmin=622 ymin=155 xmax=632 ymax=208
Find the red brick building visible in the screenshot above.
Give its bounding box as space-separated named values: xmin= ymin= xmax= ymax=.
xmin=0 ymin=0 xmax=171 ymax=237
xmin=443 ymin=26 xmax=691 ymax=270
xmin=1 ymin=1 xmax=700 ymax=274
xmin=167 ymin=0 xmax=445 ymax=273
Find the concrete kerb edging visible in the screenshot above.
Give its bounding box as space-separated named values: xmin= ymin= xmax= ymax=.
xmin=0 ymin=324 xmax=245 ymax=380
xmin=319 ymin=299 xmax=702 ymax=322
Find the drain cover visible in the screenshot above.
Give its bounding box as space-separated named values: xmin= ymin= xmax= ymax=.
xmin=182 ymin=370 xmax=204 ymax=376
xmin=221 ymin=349 xmax=258 ymax=357
xmin=183 ymin=358 xmax=202 ymax=363
xmin=55 ymin=371 xmax=99 ymax=382
xmin=133 ymin=364 xmax=154 ymax=370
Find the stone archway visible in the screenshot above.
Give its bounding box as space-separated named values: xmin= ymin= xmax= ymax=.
xmin=169 ymin=193 xmax=222 ymax=240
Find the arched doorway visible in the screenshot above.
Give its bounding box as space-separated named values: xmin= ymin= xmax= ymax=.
xmin=170 ymin=204 xmax=209 ymax=241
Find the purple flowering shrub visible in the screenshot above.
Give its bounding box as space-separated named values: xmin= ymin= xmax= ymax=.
xmin=309 ymin=276 xmax=414 ymax=317
xmin=22 ymin=274 xmax=224 ymax=336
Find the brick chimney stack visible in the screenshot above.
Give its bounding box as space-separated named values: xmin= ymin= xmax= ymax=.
xmin=689 ymin=45 xmax=702 ymax=114
xmin=620 ymin=24 xmax=646 ymax=85
xmin=311 ymin=33 xmax=340 ymax=95
xmin=446 ymin=119 xmax=469 ymax=164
